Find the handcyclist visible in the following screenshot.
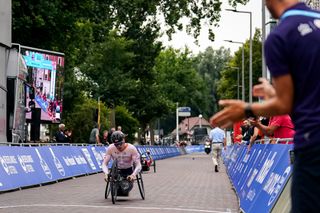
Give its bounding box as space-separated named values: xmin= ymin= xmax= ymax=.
xmin=140 ymin=149 xmax=153 ymax=171
xmin=102 ymin=131 xmax=141 ymax=183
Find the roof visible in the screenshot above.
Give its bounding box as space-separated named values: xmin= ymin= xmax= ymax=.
xmin=171 ymin=116 xmax=212 ymax=135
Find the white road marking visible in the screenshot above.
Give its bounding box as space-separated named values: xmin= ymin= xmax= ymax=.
xmin=0 ymin=204 xmax=237 ymax=213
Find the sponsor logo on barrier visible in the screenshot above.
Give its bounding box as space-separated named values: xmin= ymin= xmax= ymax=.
xmin=35 ymin=148 xmax=52 ymax=179
xmin=81 ymin=148 xmax=96 ymax=170
xmin=266 ymin=166 xmax=291 ymax=206
xmin=74 ymin=155 xmax=87 ymax=165
xmin=0 ymin=182 xmax=3 ymax=186
xmin=17 ymin=155 xmax=35 ymax=173
xmin=63 ymin=156 xmax=77 ymax=166
xmin=0 ymin=156 xmax=10 ymax=175
xmin=247 ymin=188 xmax=256 ymax=201
xmin=256 ymin=152 xmax=277 ymax=184
xmin=49 ymin=148 xmax=65 ymax=176
xmin=91 ymin=147 xmax=103 ymax=168
xmin=247 ymin=169 xmax=258 ymax=188
xmin=0 ymin=156 xmax=18 ymax=175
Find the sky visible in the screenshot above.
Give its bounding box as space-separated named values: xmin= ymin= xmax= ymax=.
xmin=159 ymin=0 xmax=263 ymax=54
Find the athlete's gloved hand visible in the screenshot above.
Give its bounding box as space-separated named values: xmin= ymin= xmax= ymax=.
xmin=127 ymin=174 xmax=135 ymax=182
xmin=104 ymin=173 xmax=109 ymax=182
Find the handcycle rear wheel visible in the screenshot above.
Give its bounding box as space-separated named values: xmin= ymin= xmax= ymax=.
xmin=152 ymin=160 xmax=156 ymax=173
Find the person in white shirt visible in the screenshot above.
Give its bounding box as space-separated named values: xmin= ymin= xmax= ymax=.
xmin=208 ymin=124 xmax=226 ymax=172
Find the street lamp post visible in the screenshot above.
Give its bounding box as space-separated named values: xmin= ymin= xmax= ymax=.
xmin=226 ymin=9 xmax=252 ymax=103
xmin=262 ymin=2 xmax=267 ymax=78
xmin=176 ymin=102 xmax=179 ymax=142
xmin=224 ymin=40 xmax=245 ymax=101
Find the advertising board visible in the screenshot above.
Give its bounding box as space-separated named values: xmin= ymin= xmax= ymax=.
xmin=21 ymin=46 xmax=64 ymax=123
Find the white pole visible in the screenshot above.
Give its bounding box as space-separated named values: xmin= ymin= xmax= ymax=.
xmin=249 ymin=12 xmax=253 ymax=103
xmin=241 ymin=46 xmax=245 ymax=101
xmin=176 ymin=103 xmax=179 ymax=142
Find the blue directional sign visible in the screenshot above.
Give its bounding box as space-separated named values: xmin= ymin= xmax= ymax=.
xmin=178 ymin=107 xmax=191 ymax=117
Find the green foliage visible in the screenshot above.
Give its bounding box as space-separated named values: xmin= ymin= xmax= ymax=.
xmin=11 ymin=0 xmax=251 ymax=141
xmin=193 ymin=47 xmax=232 ymax=115
xmin=114 ymin=106 xmax=139 ymax=143
xmin=63 ymin=97 xmax=109 ymax=144
xmin=154 ymin=48 xmax=210 ymax=116
xmin=217 ymin=29 xmax=262 ymax=102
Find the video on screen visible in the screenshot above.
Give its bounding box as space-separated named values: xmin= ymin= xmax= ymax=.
xmin=22 ymin=47 xmax=65 ymax=123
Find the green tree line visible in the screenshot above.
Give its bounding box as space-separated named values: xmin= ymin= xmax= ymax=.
xmin=12 ymin=0 xmax=263 ymax=144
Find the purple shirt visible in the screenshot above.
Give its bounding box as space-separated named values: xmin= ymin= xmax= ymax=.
xmin=264 ymin=3 xmax=320 ymax=149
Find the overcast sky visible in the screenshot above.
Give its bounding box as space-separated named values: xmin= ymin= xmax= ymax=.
xmin=159 ymin=0 xmax=263 ymax=54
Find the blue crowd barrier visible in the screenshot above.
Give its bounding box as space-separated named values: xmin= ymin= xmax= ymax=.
xmin=185 ymin=145 xmax=205 ymax=154
xmin=223 ymin=144 xmax=293 ymax=213
xmin=0 ymin=144 xmax=182 ymax=192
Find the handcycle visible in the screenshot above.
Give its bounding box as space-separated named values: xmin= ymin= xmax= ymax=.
xmin=105 ymin=159 xmax=145 ymax=204
xmin=140 ymin=150 xmax=156 ymax=173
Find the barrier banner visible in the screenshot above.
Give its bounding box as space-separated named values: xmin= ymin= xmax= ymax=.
xmin=247 ymin=145 xmax=293 ymax=213
xmin=0 ymin=146 xmax=57 ymax=191
xmin=225 ymin=144 xmax=243 ymax=175
xmin=229 ymin=146 xmax=248 ymax=183
xmin=235 ymin=145 xmax=266 ymax=195
xmin=223 ymin=144 xmax=293 ymax=213
xmin=222 ymin=145 xmax=235 ymax=166
xmin=0 ymin=144 xmax=181 ymax=192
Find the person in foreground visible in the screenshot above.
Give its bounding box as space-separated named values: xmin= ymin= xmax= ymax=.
xmin=102 ymin=131 xmax=141 ymax=192
xmin=210 ymin=1 xmax=320 ymax=212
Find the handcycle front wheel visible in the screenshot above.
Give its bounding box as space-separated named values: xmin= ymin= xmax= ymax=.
xmin=136 ymin=172 xmax=145 ymax=200
xmin=110 ymin=160 xmax=119 ymax=204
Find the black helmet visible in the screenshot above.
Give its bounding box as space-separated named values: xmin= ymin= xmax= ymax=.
xmin=111 ymin=131 xmax=125 ymax=144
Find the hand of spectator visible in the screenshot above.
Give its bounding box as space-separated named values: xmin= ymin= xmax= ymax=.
xmin=127 ymin=174 xmax=135 ymax=182
xmin=253 ymin=78 xmax=276 ymax=100
xmin=247 ymin=144 xmax=251 ymax=153
xmin=210 ymin=100 xmax=247 ymax=128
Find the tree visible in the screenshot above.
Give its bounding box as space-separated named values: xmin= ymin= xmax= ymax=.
xmin=153 ymin=48 xmax=210 ymax=135
xmin=63 ymin=96 xmax=109 ymax=144
xmin=217 ymin=29 xmax=262 ymax=102
xmin=114 ymin=106 xmax=139 ymax=143
xmin=193 ymin=47 xmax=232 ymax=115
xmin=12 ymin=0 xmax=251 ymax=141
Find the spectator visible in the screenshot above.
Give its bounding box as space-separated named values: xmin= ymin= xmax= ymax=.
xmin=238 ymin=120 xmax=254 ymax=145
xmin=54 ymin=124 xmax=70 ymax=143
xmin=210 ymin=1 xmax=320 ymax=211
xmin=89 ymin=124 xmax=100 ymax=144
xmin=108 ymin=127 xmax=116 ymax=143
xmin=63 ymin=129 xmax=72 ymax=143
xmin=101 ymin=130 xmax=109 ymax=145
xmin=208 ymin=123 xmax=226 ymax=172
xmin=250 ymin=115 xmax=295 ymax=144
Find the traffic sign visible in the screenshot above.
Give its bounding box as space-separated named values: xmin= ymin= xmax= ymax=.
xmin=178 ymin=107 xmax=191 ymax=117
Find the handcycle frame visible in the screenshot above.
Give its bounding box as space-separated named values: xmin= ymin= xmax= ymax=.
xmin=105 ymin=159 xmax=145 ymax=204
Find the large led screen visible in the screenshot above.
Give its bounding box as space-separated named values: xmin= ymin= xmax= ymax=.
xmin=21 ymin=46 xmax=65 ymax=123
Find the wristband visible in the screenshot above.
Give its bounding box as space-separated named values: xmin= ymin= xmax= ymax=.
xmin=244 ymin=104 xmax=256 ymax=118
